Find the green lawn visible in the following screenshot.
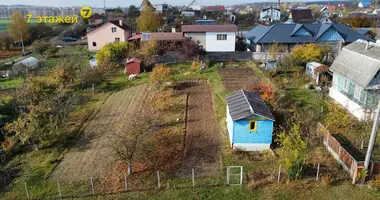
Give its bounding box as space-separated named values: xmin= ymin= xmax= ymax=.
xmin=0 ymin=19 xmax=37 ymax=33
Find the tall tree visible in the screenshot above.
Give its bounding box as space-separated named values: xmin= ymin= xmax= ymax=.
xmin=8 ymin=11 xmax=30 ymax=43
xmin=137 ymin=1 xmax=160 ymax=32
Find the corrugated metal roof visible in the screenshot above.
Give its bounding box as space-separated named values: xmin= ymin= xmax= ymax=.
xmin=182 ymin=24 xmax=238 ymax=32
xmin=245 ymin=23 xmax=369 ymax=44
xmin=226 ymin=90 xmax=275 ymax=121
xmin=330 ymin=40 xmax=380 ymax=88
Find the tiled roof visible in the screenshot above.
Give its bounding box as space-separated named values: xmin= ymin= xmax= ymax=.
xmin=182 ymin=24 xmax=237 ymax=32
xmin=226 ymin=90 xmax=275 ymax=121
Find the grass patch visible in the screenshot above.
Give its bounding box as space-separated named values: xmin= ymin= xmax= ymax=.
xmin=0 ymin=77 xmax=24 ymax=90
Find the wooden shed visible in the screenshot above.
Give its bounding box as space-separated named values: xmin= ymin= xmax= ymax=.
xmin=226 ymin=90 xmax=275 ymax=151
xmin=125 ymin=58 xmax=141 ymax=75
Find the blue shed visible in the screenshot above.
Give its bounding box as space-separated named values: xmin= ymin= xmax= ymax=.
xmin=226 ymin=90 xmax=275 ymax=151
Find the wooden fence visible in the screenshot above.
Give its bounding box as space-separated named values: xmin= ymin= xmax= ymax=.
xmin=318 ymin=123 xmax=380 ymax=183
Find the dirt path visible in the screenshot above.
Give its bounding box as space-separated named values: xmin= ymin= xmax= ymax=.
xmin=177 ymin=83 xmax=220 ymax=177
xmin=51 ymin=84 xmax=150 ymax=183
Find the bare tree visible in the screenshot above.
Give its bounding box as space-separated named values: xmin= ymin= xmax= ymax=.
xmin=107 ymin=114 xmax=156 ymax=174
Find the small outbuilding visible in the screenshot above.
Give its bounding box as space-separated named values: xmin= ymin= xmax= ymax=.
xmin=125 ymin=58 xmax=141 ymax=75
xmin=226 ymin=90 xmax=275 ymax=151
xmin=306 ymin=62 xmax=328 ymax=84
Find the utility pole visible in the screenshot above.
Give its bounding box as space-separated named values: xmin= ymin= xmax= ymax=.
xmin=19 ymin=28 xmax=25 ymax=55
xmin=364 ymin=100 xmax=380 ymax=170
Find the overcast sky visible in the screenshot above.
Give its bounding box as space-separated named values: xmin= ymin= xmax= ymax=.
xmin=0 ymin=0 xmax=282 ymax=7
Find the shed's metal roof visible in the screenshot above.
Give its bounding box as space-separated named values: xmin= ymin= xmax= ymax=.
xmin=226 ymin=90 xmax=275 ymax=121
xmin=330 ymin=39 xmax=380 ymax=88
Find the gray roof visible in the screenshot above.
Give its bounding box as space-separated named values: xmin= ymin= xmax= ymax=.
xmin=330 ymin=39 xmax=380 ymax=88
xmin=226 ymin=90 xmax=275 ymax=121
xmin=245 ymin=23 xmax=369 ymax=44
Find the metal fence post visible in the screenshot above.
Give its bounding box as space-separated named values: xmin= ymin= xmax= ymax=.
xmin=90 ymin=177 xmax=95 ymax=195
xmin=192 ymin=168 xmax=195 ymax=188
xmin=157 ymin=171 xmax=161 ymax=189
xmin=277 ymin=164 xmax=281 ymax=184
xmin=57 ymin=181 xmax=62 ymax=198
xmin=316 ymin=163 xmax=320 ymax=181
xmin=124 ymin=175 xmax=128 ymax=192
xmin=24 ymin=182 xmax=30 ymax=200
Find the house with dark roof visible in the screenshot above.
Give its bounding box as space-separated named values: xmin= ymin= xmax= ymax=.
xmin=87 ymin=20 xmax=132 ymax=51
xmin=289 ymin=8 xmax=313 ymax=23
xmin=182 ymin=24 xmax=237 ymax=52
xmin=357 ymin=28 xmax=377 ymax=40
xmin=226 ymin=90 xmax=275 ymax=151
xmin=244 ymin=23 xmax=369 ymax=53
xmin=329 ymin=40 xmax=380 ymax=120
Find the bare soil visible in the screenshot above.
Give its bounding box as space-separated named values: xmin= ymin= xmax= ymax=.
xmin=51 ymin=84 xmax=151 ymax=183
xmin=218 ymin=68 xmax=260 ymax=91
xmin=176 ymin=83 xmax=221 ymax=177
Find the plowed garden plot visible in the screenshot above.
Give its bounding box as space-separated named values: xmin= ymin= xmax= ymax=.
xmin=52 ymin=84 xmax=151 ymax=183
xmin=218 ymin=68 xmax=260 ymax=91
xmin=176 ymin=83 xmax=220 ymax=177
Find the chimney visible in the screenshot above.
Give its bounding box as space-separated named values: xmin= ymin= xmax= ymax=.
xmin=172 ymin=27 xmax=176 ymax=33
xmin=119 ymin=19 xmax=123 ymax=26
xmin=366 ymin=40 xmax=370 ymax=50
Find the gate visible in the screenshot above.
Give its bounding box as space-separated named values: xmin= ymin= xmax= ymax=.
xmin=226 ymin=166 xmax=243 ymax=185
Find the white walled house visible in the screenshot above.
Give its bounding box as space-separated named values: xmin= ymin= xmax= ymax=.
xmin=329 ymin=40 xmax=380 ymax=120
xmin=260 ymin=7 xmax=281 ymax=24
xmin=182 ymin=24 xmax=237 ymax=52
xmin=86 ymin=20 xmax=132 ymax=51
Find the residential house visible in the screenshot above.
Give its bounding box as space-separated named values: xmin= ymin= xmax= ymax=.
xmin=319 ymin=17 xmax=333 ymax=24
xmin=182 ymin=24 xmax=237 ymax=52
xmin=373 ymin=9 xmax=380 ymax=16
xmin=329 ymin=40 xmax=380 ymax=120
xmin=125 ymin=58 xmax=141 ymax=75
xmin=187 ymin=0 xmax=202 ymax=11
xmin=320 ymin=6 xmax=331 ymax=17
xmin=260 ymin=7 xmax=281 ymax=24
xmin=87 ymin=20 xmax=132 ymax=51
xmin=289 ymin=8 xmax=313 ymax=23
xmin=226 ymin=90 xmax=275 ymax=151
xmin=357 ymin=28 xmax=377 ymax=41
xmin=154 ymin=3 xmax=169 ymax=13
xmin=358 ymin=1 xmax=371 ymax=8
xmin=140 ymin=32 xmax=184 ymax=41
xmin=207 ymin=5 xmax=225 ymax=12
xmin=244 ymin=23 xmax=369 ymax=53
xmin=88 ymin=14 xmax=105 ymax=26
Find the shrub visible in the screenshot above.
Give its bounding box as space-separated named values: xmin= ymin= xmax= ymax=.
xmin=150 ymin=64 xmax=171 ymax=87
xmin=96 ymin=42 xmax=136 ymax=64
xmin=245 ymin=81 xmax=275 ymax=103
xmin=191 ymin=60 xmax=201 ymax=71
xmin=321 ymin=175 xmax=331 ymax=186
xmin=324 ymin=104 xmax=352 ymax=134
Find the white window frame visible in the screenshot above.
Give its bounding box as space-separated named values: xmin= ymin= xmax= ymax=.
xmin=343 ymin=79 xmax=349 ymax=92
xmin=111 ymin=27 xmax=117 ymax=33
xmin=115 ymin=37 xmax=120 ymax=42
xmin=354 ymin=85 xmax=362 ymax=100
xmin=217 ymin=34 xmax=227 ymax=40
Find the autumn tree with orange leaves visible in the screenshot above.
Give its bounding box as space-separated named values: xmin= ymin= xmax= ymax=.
xmin=245 ymin=81 xmax=275 ymax=103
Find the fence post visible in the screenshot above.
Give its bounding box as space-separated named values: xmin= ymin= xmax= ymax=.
xmin=316 ymin=163 xmax=320 ymax=181
xmin=226 ymin=167 xmax=230 ymax=185
xmin=124 ymin=175 xmax=128 ymax=192
xmin=352 ymin=162 xmax=358 ymax=185
xmin=370 ymin=162 xmax=375 ymax=176
xmin=57 ymin=181 xmax=62 ymax=198
xmin=157 ymin=171 xmax=161 ymax=189
xmin=90 ymin=177 xmax=95 ymax=195
xmin=24 ymin=182 xmax=30 ymax=200
xmin=277 ymin=164 xmax=281 ymax=184
xmin=192 ymin=168 xmax=195 ymax=188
